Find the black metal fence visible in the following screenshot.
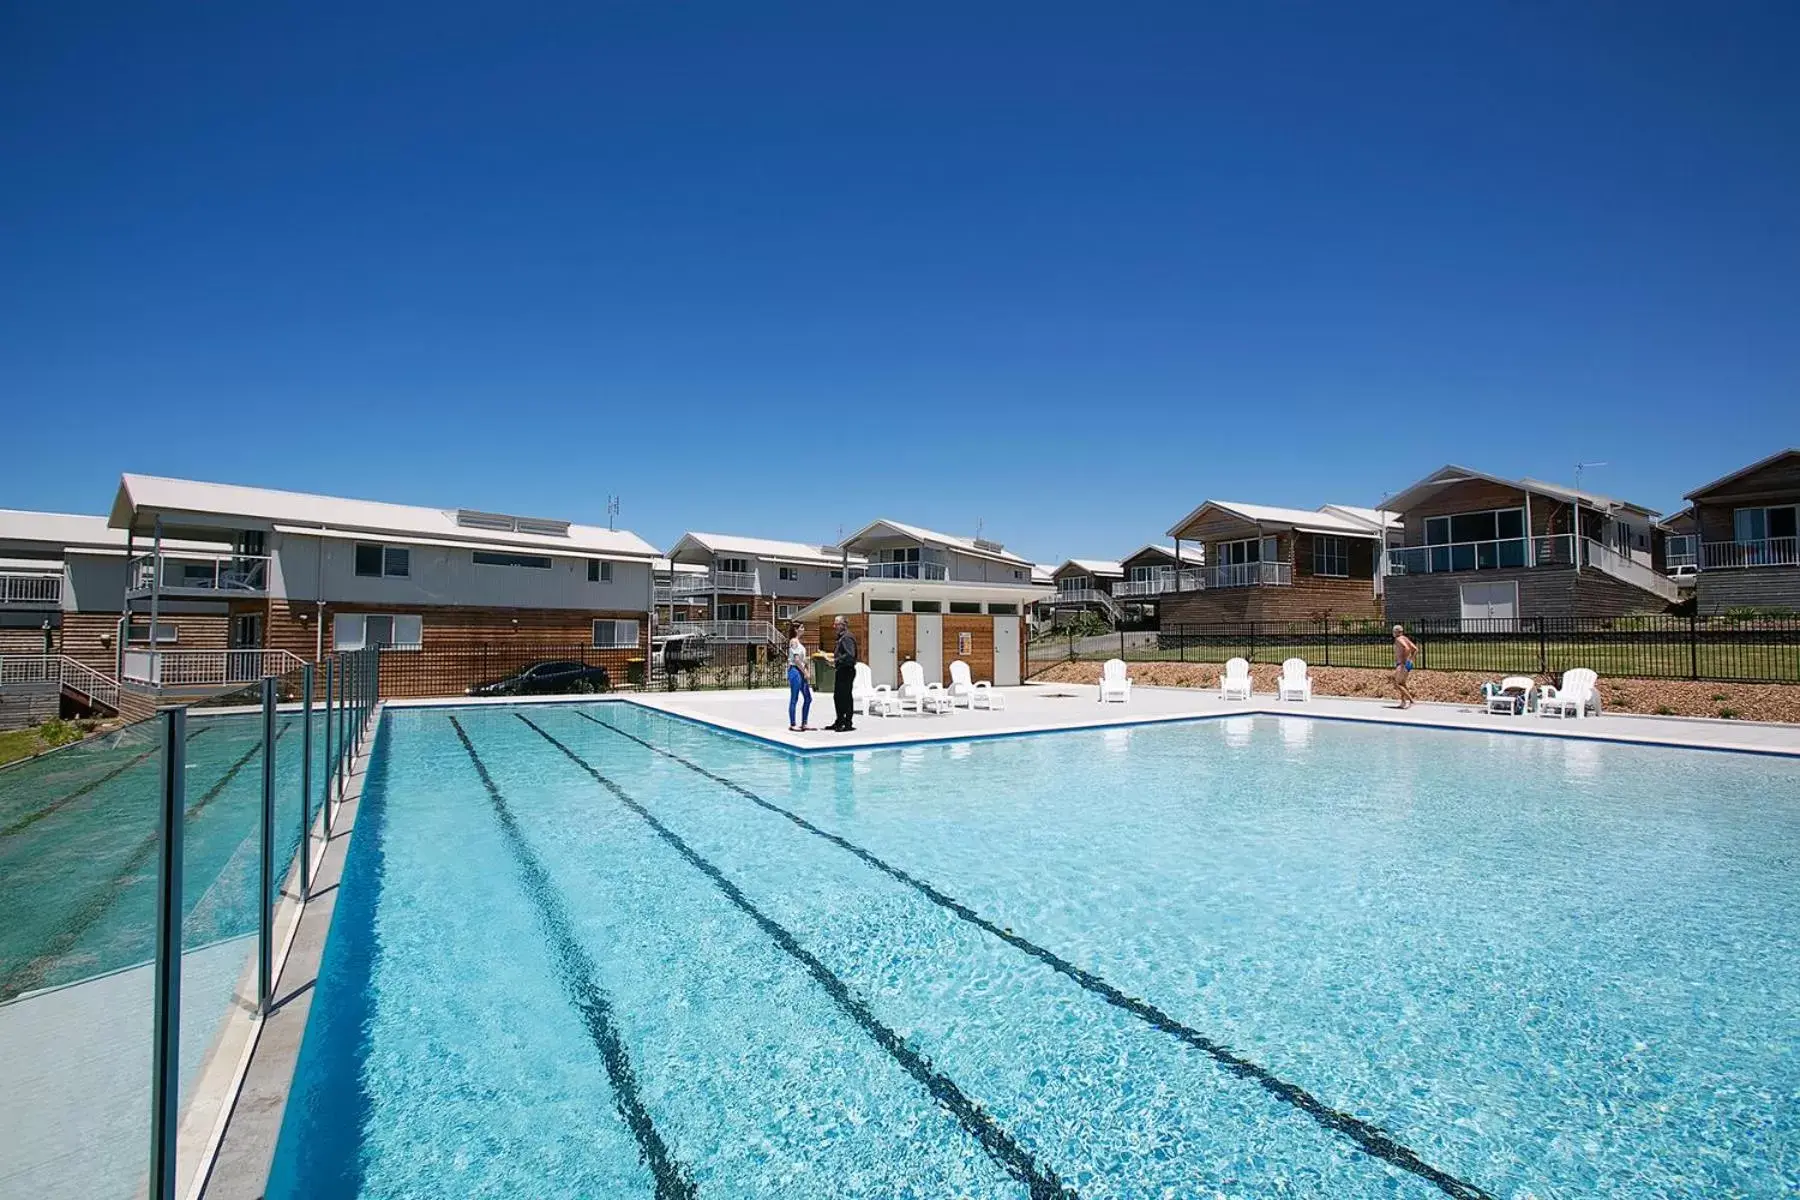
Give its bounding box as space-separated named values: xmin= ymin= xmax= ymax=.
xmin=1026 ymin=616 xmax=1800 ymax=683
xmin=371 ymin=639 xmax=795 ymax=698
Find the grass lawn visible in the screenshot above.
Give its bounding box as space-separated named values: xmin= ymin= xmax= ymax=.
xmin=0 ymin=719 xmax=96 ymax=767
xmin=1030 ymin=637 xmax=1800 ymax=682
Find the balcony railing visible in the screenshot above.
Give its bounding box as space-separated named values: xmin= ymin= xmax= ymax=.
xmin=127 ymin=552 xmax=271 ymax=597
xmin=1113 ymin=571 xmax=1204 ymax=597
xmin=0 ymin=572 xmax=61 ymax=606
xmin=0 ymin=654 xmax=120 ymax=711
xmin=658 ymin=620 xmax=783 ymax=646
xmin=1701 ymin=537 xmax=1800 ymax=570
xmin=121 ymin=648 xmax=308 ymax=688
xmin=1386 ymin=535 xmax=1576 ymax=576
xmin=863 ymin=561 xmax=948 ymax=581
xmin=1205 ymin=562 xmax=1292 ymax=589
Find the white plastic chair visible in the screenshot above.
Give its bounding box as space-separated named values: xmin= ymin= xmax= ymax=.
xmin=1275 ymin=657 xmax=1312 ymax=702
xmin=1486 ymin=674 xmax=1537 ymax=715
xmin=1219 ymin=657 xmax=1253 ymax=701
xmin=852 ymin=662 xmax=881 ymax=715
xmin=949 ymin=660 xmax=1005 ymax=710
xmin=1538 ymin=668 xmax=1601 ymax=719
xmin=898 ymin=661 xmax=953 ymax=715
xmin=1098 ymin=658 xmax=1132 ymax=703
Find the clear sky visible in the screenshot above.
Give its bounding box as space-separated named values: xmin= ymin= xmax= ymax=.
xmin=3 ymin=2 xmax=1796 ymax=564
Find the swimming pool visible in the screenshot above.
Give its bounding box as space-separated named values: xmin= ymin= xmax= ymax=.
xmin=269 ymin=702 xmax=1800 ymax=1198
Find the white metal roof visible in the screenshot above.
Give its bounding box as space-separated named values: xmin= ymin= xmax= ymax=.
xmin=1166 ymin=500 xmax=1389 ymax=540
xmin=1317 ymin=505 xmax=1402 ymax=531
xmin=109 ymin=474 xmax=661 ymax=560
xmin=1031 ymin=563 xmax=1057 ymax=584
xmin=1056 ymin=559 xmax=1124 ymax=577
xmin=653 ymin=557 xmax=709 ymax=575
xmin=796 ymin=577 xmax=1050 ymax=619
xmin=1383 ymin=465 xmax=1660 ymax=519
xmin=841 ymin=518 xmax=1032 ymax=566
xmin=1119 ymin=542 xmax=1206 ymax=566
xmin=0 ymin=508 xmax=228 ymax=555
xmin=669 ymin=531 xmax=864 ymax=568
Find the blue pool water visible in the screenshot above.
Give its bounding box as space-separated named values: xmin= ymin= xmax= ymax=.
xmin=270 ymin=703 xmax=1800 ymax=1198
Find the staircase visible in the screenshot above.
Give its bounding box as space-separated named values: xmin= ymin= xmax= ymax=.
xmin=1582 ymin=540 xmax=1683 ymax=605
xmin=0 ymin=655 xmax=145 ymax=721
xmin=1047 ymin=588 xmax=1125 ymax=625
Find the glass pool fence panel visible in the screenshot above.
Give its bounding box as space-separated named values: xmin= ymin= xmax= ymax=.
xmin=0 ymin=710 xmax=165 ymax=1199
xmin=1029 ymin=616 xmax=1800 ymax=683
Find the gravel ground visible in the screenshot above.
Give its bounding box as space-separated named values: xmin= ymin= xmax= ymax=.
xmin=1029 ymin=661 xmax=1800 ymax=723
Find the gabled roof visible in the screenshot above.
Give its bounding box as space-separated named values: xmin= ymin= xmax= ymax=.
xmin=796 ymin=577 xmax=1050 ymax=619
xmin=1318 ymin=505 xmax=1402 ymax=531
xmin=1053 ymin=559 xmax=1124 ymax=578
xmin=1031 ymin=563 xmax=1056 ymax=584
xmin=108 ymin=474 xmax=660 ymax=560
xmin=840 ymin=518 xmax=1032 ymax=566
xmin=1119 ymin=542 xmax=1207 ymax=566
xmin=1384 ymin=465 xmax=1660 ymax=518
xmin=1684 ymin=448 xmax=1800 ymax=501
xmin=668 ymin=531 xmax=863 ymax=568
xmin=0 ymin=509 xmax=226 ymax=556
xmin=1166 ymin=500 xmax=1389 ymax=540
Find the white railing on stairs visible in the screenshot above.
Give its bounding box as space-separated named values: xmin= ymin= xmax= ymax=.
xmin=1582 ymin=539 xmax=1682 ymax=603
xmin=120 ymin=648 xmax=309 ymax=688
xmin=1048 ymin=587 xmax=1124 ymax=622
xmin=0 ymin=654 xmax=122 ymax=712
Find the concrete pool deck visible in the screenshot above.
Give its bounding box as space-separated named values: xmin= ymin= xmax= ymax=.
xmin=604 ymin=683 xmax=1800 ymax=757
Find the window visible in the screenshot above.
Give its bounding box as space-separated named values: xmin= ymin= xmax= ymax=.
xmin=717 ymin=556 xmax=750 ymax=575
xmin=1735 ymin=505 xmax=1798 ymax=544
xmin=587 ymin=559 xmax=612 ymax=583
xmin=1313 ymin=536 xmax=1349 ymax=577
xmin=1423 ymin=508 xmax=1526 ymax=570
xmin=774 ymin=603 xmax=801 ymax=620
xmin=949 ymin=601 xmax=982 ymax=614
xmin=911 ymin=600 xmax=941 ymax=613
xmin=778 ymin=566 xmax=798 ymax=582
xmin=333 ymin=612 xmax=422 ymax=651
xmin=1216 ymin=538 xmax=1273 ymax=565
xmin=829 ymin=569 xmax=843 ymax=580
xmin=869 ymin=599 xmax=903 ymax=612
xmin=592 ymin=619 xmax=640 ymax=649
xmin=986 ymin=602 xmax=1019 ymax=615
xmin=354 ymin=543 xmax=410 ymax=578
xmin=1013 ymin=569 xmax=1025 ymax=580
xmin=1059 ymin=575 xmax=1090 ymax=592
xmin=718 ymin=603 xmax=749 ymax=621
xmin=882 ymin=547 xmax=921 ymax=563
xmin=127 ymin=620 xmax=178 ymax=644
xmin=473 ymin=550 xmax=552 ymax=569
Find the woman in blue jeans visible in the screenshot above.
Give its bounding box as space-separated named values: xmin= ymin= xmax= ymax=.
xmin=786 ymin=622 xmax=814 ymax=731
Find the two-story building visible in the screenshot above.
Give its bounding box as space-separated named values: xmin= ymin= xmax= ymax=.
xmin=1684 ymin=448 xmax=1800 ymax=614
xmin=1045 ymin=559 xmax=1125 ymax=626
xmin=1112 ymin=543 xmax=1206 ymax=624
xmin=107 ymin=474 xmax=661 ymax=694
xmin=798 ymin=519 xmax=1049 ymax=687
xmin=1157 ymin=501 xmax=1394 ymax=625
xmin=662 ymin=533 xmax=866 ymax=649
xmin=1380 ymin=465 xmax=1678 ymax=626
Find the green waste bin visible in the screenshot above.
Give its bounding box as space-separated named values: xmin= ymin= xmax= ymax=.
xmin=811 ymin=657 xmax=836 ymax=694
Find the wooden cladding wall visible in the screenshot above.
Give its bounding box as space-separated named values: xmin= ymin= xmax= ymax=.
xmin=1692 ymin=453 xmax=1800 ymax=543
xmin=58 ymin=612 xmax=229 ymax=675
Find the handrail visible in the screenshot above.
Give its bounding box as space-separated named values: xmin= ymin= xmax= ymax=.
xmin=1582 ymin=539 xmax=1682 ymax=602
xmin=120 ymin=648 xmax=308 ymax=687
xmin=0 ymin=654 xmax=121 ymax=711
xmin=668 ymin=569 xmax=760 ymax=594
xmin=1387 ymin=535 xmax=1574 ymax=576
xmin=863 ymin=561 xmax=948 ymax=580
xmin=658 ymin=620 xmax=784 ymax=645
xmin=1113 ymin=570 xmax=1205 ymax=597
xmin=0 ymin=573 xmax=62 ymax=605
xmin=1205 ymin=562 xmax=1292 ymax=588
xmin=127 ymin=551 xmax=271 ymax=595
xmin=1046 ymin=587 xmax=1124 ymax=621
xmin=1700 ymin=536 xmax=1800 ymax=570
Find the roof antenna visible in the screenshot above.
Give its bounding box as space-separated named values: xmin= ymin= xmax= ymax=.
xmin=606 ymin=495 xmax=620 ymax=531
xmin=1574 ymin=462 xmax=1608 ymax=494
xmin=975 ymin=517 xmax=984 ymax=540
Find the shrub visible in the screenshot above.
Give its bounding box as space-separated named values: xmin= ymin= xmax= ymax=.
xmin=1654 ymin=705 xmax=1675 ymax=716
xmin=38 ymin=718 xmax=83 ymax=748
xmin=1717 ymin=707 xmax=1739 ymax=720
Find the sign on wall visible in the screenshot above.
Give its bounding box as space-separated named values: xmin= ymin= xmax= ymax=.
xmin=958 ymin=631 xmax=972 ymax=656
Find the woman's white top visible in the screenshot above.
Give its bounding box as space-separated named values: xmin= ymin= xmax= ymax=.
xmin=788 ymin=639 xmax=808 ymax=669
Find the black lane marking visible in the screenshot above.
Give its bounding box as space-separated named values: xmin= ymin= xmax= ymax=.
xmin=0 ymin=720 xmax=294 ymax=1002
xmin=1 ymin=725 xmax=214 ymax=840
xmin=447 ymin=717 xmax=696 ymax=1200
xmin=518 ymin=713 xmax=1074 ymax=1200
xmin=575 ymin=709 xmax=1496 ymax=1200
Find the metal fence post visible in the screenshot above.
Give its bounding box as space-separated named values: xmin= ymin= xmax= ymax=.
xmin=300 ymin=663 xmax=313 ymax=890
xmin=1249 ymin=621 xmax=1258 ymax=664
xmin=1120 ymin=628 xmax=1126 ymax=663
xmin=149 ymin=706 xmax=186 ymax=1200
xmin=1537 ymin=617 xmax=1548 ymax=675
xmin=1322 ymin=619 xmax=1331 ymax=667
xmin=1689 ymin=612 xmax=1699 ymax=680
xmin=258 ymin=675 xmax=276 ymax=1015
xmin=323 ymin=657 xmax=335 ymax=838
xmin=1179 ymin=623 xmax=1185 ymax=663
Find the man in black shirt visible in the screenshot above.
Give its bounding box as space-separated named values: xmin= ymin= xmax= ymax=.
xmin=830 ymin=615 xmax=858 ymax=731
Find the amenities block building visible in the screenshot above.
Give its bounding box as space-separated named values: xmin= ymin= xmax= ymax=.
xmin=803 ymin=520 xmax=1050 ymax=687
xmin=107 ymin=474 xmax=660 ymax=693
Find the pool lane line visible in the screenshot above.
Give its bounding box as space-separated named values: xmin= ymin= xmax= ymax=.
xmin=0 ymin=725 xmax=216 ymax=841
xmin=515 ymin=713 xmax=1076 ymax=1200
xmin=574 ymin=710 xmax=1498 ymax=1200
xmin=0 ymin=719 xmax=298 ymax=1003
xmin=447 ymin=717 xmax=697 ymax=1200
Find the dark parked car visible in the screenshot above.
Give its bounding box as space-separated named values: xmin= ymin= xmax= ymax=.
xmin=467 ymin=660 xmax=610 ymax=697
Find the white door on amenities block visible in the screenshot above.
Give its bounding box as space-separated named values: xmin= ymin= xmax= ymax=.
xmin=992 ymin=616 xmax=1021 ymax=685
xmin=869 ymin=613 xmax=898 ymax=687
xmin=914 ymin=613 xmax=943 ymax=684
xmin=1459 ymin=580 xmax=1518 ymax=629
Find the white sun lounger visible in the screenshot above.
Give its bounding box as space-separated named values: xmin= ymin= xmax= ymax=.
xmin=1220 ymin=657 xmax=1253 ymax=701
xmin=1538 ymin=668 xmax=1601 ymax=719
xmin=949 ymin=659 xmax=1005 ymax=710
xmin=1275 ymin=657 xmax=1312 ymax=702
xmin=1098 ymin=658 xmax=1131 ymax=703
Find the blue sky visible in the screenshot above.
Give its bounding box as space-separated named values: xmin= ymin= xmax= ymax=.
xmin=3 ymin=2 xmax=1796 ymax=564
